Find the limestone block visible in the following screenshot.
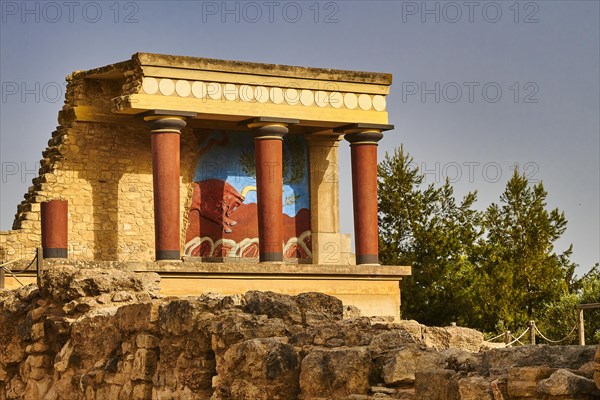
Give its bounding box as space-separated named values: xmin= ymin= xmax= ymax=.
xmin=30 ymin=323 xmax=45 ymax=341
xmin=25 ymin=342 xmax=49 ymax=354
xmin=23 ymin=212 xmax=39 ymax=221
xmin=26 ymin=355 xmax=52 ymax=369
xmin=41 ymin=265 xmax=160 ymax=302
xmin=29 ymin=307 xmax=46 ymax=322
xmin=537 ymin=369 xmax=600 ymax=397
xmin=294 ymin=292 xmax=343 ymax=325
xmin=482 ymin=345 xmax=597 ymax=376
xmin=368 ymin=329 xmax=419 ymax=364
xmin=507 ymin=366 xmax=555 ymax=398
xmin=116 ymin=302 xmax=160 ymax=333
xmin=449 ymin=375 xmax=494 ymax=400
xmin=243 ymin=291 xmax=303 ymax=325
xmin=29 ymin=367 xmax=49 ymax=380
xmin=157 ymin=299 xmax=209 ymax=336
xmin=414 ymin=369 xmax=456 ymax=400
xmin=131 ymin=349 xmax=158 ymax=382
xmin=300 ymin=346 xmax=371 ymax=398
xmin=490 ymin=376 xmax=509 ymax=400
xmin=112 ymin=291 xmax=134 ymax=302
xmin=422 ymin=325 xmax=484 ymax=352
xmin=132 ymin=382 xmax=152 ymax=399
xmin=573 ymin=362 xmax=596 ymax=383
xmin=172 ymin=354 xmax=215 ymax=392
xmin=383 ymin=344 xmax=446 ymax=385
xmin=22 ymin=378 xmax=52 ymax=400
xmin=94 ymin=384 xmax=122 ymax=400
xmin=394 ymin=320 xmax=422 ymax=341
xmin=209 ymin=311 xmax=287 ymax=353
xmin=119 ymin=380 xmax=133 ymax=399
xmin=135 ymin=333 xmax=159 ymax=349
xmin=213 ymin=338 xmax=300 ymax=400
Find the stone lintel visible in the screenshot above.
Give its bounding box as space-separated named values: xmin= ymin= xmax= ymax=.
xmin=334 ymin=123 xmax=395 ymax=134
xmin=133 ymin=52 xmax=393 ymax=86
xmin=137 ymin=109 xmax=198 ymax=119
xmin=106 ymin=53 xmax=392 ymax=126
xmin=39 ymin=259 xmax=410 ymax=278
xmin=239 ymin=117 xmax=300 ymax=127
xmin=8 ymin=262 xmax=411 ymax=280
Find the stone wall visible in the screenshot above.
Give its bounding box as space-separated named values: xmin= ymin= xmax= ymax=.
xmin=0 ymin=72 xmax=199 ymax=262
xmin=0 ymin=266 xmax=598 ymax=400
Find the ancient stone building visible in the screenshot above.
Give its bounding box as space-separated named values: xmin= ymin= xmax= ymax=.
xmin=0 ymin=53 xmax=410 ymax=320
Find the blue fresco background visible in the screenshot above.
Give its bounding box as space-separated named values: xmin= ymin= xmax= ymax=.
xmin=193 ymin=130 xmax=310 ymax=217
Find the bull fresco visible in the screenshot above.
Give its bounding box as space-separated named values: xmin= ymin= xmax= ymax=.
xmin=184 ymin=130 xmax=312 ymax=260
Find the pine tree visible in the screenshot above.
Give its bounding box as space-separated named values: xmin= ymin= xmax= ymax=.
xmin=472 ymin=170 xmax=575 ymax=332
xmin=379 ymin=149 xmax=581 ymax=333
xmin=378 ymin=147 xmax=480 ymax=325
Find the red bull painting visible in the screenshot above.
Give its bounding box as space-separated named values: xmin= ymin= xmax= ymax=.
xmin=184 ymin=130 xmax=312 ymax=260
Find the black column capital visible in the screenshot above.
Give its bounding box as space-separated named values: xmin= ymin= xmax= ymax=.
xmin=140 ymin=110 xmax=196 ymax=133
xmin=335 ymin=123 xmax=392 ymax=145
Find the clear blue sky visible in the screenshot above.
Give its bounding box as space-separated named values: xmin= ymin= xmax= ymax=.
xmin=1 ymin=1 xmax=598 ymax=274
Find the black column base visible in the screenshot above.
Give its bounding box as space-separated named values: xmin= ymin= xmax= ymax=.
xmin=43 ymin=248 xmax=67 ymax=258
xmin=260 ymin=252 xmax=283 ymax=262
xmin=356 ymin=254 xmax=379 ymax=265
xmin=156 ymin=250 xmax=181 ymax=261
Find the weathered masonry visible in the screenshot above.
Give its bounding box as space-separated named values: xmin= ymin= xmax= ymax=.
xmin=0 ymin=53 xmax=410 ymax=320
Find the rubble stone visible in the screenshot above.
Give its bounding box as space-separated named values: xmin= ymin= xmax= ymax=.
xmin=0 ymin=267 xmax=597 ymax=400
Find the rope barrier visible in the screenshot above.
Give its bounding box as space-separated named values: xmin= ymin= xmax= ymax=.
xmin=0 ymin=252 xmax=37 ymax=269
xmin=485 ymin=332 xmax=506 ymax=342
xmin=0 ymin=258 xmax=25 ymax=268
xmin=0 ymin=252 xmax=38 ymax=288
xmin=486 ymin=322 xmax=579 ymax=347
xmin=534 ymin=323 xmax=578 ymax=344
xmin=504 ymin=327 xmax=530 ymax=347
xmin=1 ymin=266 xmax=24 ymax=287
xmin=511 ymin=334 xmax=526 ymax=346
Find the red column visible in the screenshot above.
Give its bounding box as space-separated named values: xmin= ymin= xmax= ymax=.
xmin=345 ymin=130 xmax=384 ymax=265
xmin=251 ymin=123 xmax=288 ymax=262
xmin=41 ymin=199 xmax=68 ymax=258
xmin=144 ymin=115 xmax=187 ymax=261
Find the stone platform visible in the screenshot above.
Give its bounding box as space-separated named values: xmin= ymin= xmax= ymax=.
xmin=2 ymin=259 xmax=411 ymax=321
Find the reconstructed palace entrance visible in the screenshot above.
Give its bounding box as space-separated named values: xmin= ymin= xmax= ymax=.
xmin=0 ymin=53 xmax=410 ymax=320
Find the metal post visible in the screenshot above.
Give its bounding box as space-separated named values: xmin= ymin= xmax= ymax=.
xmin=529 ymin=320 xmax=536 ymax=345
xmin=36 ymin=247 xmax=43 ymax=288
xmin=504 ymin=330 xmax=511 ymax=346
xmin=578 ymin=308 xmax=585 ymax=346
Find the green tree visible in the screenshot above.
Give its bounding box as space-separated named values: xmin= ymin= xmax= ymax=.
xmin=378 ymin=148 xmax=582 ymax=335
xmin=471 ymin=170 xmax=575 ymax=332
xmin=378 ymin=147 xmax=480 ymax=325
xmin=539 ymin=264 xmax=600 ymax=344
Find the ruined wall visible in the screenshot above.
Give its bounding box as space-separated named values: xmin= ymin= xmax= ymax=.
xmin=0 ymin=266 xmax=598 ymax=400
xmin=0 ymin=73 xmax=199 ymax=262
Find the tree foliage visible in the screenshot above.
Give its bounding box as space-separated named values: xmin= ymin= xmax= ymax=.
xmin=378 ymin=146 xmax=480 ymax=326
xmin=539 ymin=264 xmax=600 ymax=344
xmin=469 ymin=170 xmax=575 ymax=332
xmin=378 ymin=147 xmax=592 ymax=339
